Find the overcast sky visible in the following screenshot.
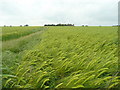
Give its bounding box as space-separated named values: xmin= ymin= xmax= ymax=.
xmin=0 ymin=0 xmax=119 ymax=26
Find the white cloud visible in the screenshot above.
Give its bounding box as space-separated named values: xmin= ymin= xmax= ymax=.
xmin=0 ymin=0 xmax=119 ymax=26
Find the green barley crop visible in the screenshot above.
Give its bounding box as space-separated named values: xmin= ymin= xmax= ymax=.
xmin=2 ymin=26 xmax=120 ymax=88
xmin=2 ymin=26 xmax=43 ymax=41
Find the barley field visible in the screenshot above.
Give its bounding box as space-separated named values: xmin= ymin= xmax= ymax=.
xmin=2 ymin=26 xmax=44 ymax=41
xmin=1 ymin=26 xmax=119 ymax=88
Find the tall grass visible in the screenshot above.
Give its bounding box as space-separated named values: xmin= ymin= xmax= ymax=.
xmin=2 ymin=27 xmax=45 ymax=86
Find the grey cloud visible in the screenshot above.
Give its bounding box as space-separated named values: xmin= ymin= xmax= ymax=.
xmin=0 ymin=0 xmax=118 ymax=26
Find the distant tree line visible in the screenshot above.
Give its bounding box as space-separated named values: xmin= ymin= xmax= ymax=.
xmin=20 ymin=24 xmax=29 ymax=27
xmin=44 ymin=23 xmax=74 ymax=26
xmin=3 ymin=24 xmax=29 ymax=27
xmin=112 ymin=25 xmax=120 ymax=27
xmin=82 ymin=25 xmax=88 ymax=27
